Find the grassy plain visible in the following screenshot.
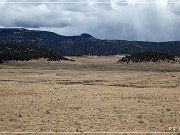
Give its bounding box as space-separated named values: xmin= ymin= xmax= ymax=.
xmin=0 ymin=56 xmax=179 ymax=134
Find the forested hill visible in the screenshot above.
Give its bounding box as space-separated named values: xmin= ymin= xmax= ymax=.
xmin=118 ymin=52 xmax=177 ymax=64
xmin=0 ymin=28 xmax=180 ymax=56
xmin=0 ymin=44 xmax=66 ymax=63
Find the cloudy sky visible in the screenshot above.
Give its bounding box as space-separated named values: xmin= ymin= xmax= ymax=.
xmin=0 ymin=0 xmax=180 ymax=41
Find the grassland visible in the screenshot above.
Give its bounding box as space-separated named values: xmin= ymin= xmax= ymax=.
xmin=0 ymin=56 xmax=180 ymax=134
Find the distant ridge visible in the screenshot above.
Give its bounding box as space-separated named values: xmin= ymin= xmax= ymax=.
xmin=0 ymin=28 xmax=180 ymax=56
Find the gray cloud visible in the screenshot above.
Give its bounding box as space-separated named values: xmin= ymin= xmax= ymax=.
xmin=168 ymin=2 xmax=180 ymax=16
xmin=0 ymin=0 xmax=180 ymax=41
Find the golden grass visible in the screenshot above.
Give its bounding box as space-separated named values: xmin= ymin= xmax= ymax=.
xmin=0 ymin=56 xmax=179 ymax=134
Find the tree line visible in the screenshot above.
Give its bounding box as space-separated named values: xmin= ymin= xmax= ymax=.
xmin=118 ymin=52 xmax=177 ymax=64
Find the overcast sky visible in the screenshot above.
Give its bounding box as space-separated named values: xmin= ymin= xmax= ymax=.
xmin=0 ymin=0 xmax=180 ymax=41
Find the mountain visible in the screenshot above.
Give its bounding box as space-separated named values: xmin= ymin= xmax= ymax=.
xmin=0 ymin=28 xmax=180 ymax=56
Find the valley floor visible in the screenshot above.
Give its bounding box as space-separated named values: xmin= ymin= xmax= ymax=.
xmin=0 ymin=56 xmax=180 ymax=134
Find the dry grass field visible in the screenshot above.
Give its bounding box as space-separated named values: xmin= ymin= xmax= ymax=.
xmin=0 ymin=56 xmax=180 ymax=134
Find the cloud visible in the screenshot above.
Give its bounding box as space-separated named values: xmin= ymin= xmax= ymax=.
xmin=0 ymin=0 xmax=180 ymax=41
xmin=168 ymin=2 xmax=180 ymax=16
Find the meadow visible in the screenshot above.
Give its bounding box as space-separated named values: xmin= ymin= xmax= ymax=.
xmin=0 ymin=56 xmax=179 ymax=134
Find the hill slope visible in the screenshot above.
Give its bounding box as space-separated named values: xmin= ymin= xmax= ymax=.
xmin=0 ymin=28 xmax=180 ymax=56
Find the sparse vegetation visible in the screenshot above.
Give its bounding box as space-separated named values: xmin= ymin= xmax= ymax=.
xmin=118 ymin=52 xmax=177 ymax=64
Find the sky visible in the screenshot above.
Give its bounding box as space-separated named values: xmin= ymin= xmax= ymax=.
xmin=0 ymin=0 xmax=180 ymax=41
